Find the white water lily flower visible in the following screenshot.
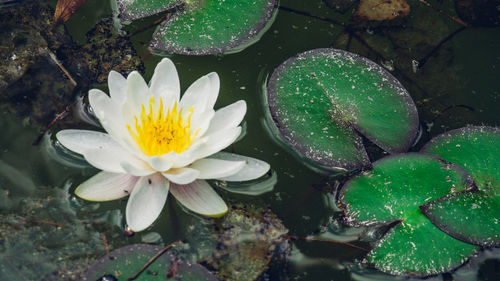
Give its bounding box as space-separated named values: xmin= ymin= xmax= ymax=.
xmin=57 ymin=58 xmax=270 ymax=232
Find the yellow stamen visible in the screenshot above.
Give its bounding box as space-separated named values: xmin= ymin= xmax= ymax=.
xmin=126 ymin=96 xmax=198 ymax=156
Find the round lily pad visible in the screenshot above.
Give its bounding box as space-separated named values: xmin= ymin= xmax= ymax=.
xmin=84 ymin=244 xmax=217 ymax=281
xmin=421 ymin=126 xmax=500 ymax=246
xmin=339 ymin=153 xmax=479 ymax=276
xmin=115 ymin=0 xmax=182 ymax=22
xmin=266 ymin=48 xmax=418 ymax=172
xmin=149 ymin=0 xmax=277 ymax=55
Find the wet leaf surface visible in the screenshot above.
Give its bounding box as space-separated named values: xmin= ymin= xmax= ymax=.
xmin=149 ymin=0 xmax=277 ymax=55
xmin=422 ymin=126 xmax=500 ymax=246
xmin=266 ymin=48 xmax=418 ymax=172
xmin=115 ymin=0 xmax=182 ymax=22
xmin=339 ymin=153 xmax=479 ymax=276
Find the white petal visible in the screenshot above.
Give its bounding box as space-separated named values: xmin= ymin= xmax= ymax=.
xmin=89 ymin=89 xmax=130 ymax=143
xmin=127 ymin=71 xmax=149 ymax=107
xmin=195 ymin=127 xmax=242 ymax=160
xmin=57 ymin=129 xmax=115 ymax=155
xmin=190 ymin=109 xmax=214 ymax=138
xmin=82 ymin=146 xmax=151 ymax=174
xmin=211 ymin=152 xmax=271 ymax=181
xmin=89 ymin=89 xmax=118 ymax=122
xmin=121 ymin=162 xmax=156 ymax=176
xmin=205 ymin=72 xmax=220 ymax=110
xmin=126 ymin=174 xmax=169 ymax=231
xmin=108 ymin=70 xmax=127 ymax=103
xmin=75 ymin=171 xmax=138 ymax=201
xmin=146 ymin=156 xmax=173 ymax=172
xmin=161 ymin=167 xmax=200 ymax=185
xmin=190 ymin=158 xmax=245 ymax=179
xmin=206 ymin=100 xmax=246 ymax=135
xmin=179 ymin=74 xmax=212 ymax=112
xmin=149 ymin=58 xmax=180 ymax=101
xmin=170 ymin=180 xmax=227 ymax=217
xmin=159 ymin=140 xmax=207 ymax=168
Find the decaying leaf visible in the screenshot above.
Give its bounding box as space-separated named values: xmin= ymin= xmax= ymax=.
xmin=354 ymin=0 xmax=410 ymax=21
xmin=53 ymin=0 xmax=87 ymax=24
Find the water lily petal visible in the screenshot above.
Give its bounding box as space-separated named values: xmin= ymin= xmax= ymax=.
xmin=108 ymin=70 xmax=127 ymax=103
xmin=82 ymin=146 xmax=151 ymax=174
xmin=206 ymin=72 xmax=220 ymax=110
xmin=190 ymin=109 xmax=215 ymax=138
xmin=149 ymin=58 xmax=180 ymax=102
xmin=190 ymin=158 xmax=245 ymax=179
xmin=89 ymin=89 xmax=130 ymax=143
xmin=162 ymin=167 xmax=200 ymax=185
xmin=180 ymin=74 xmax=212 ymax=113
xmin=57 ymin=129 xmax=116 ymax=155
xmin=146 ymin=156 xmax=173 ymax=172
xmin=75 ymin=171 xmax=138 ymax=201
xmin=89 ymin=89 xmax=119 ymax=121
xmin=158 ymin=140 xmax=207 ymax=168
xmin=127 ymin=71 xmax=149 ymax=107
xmin=170 ymin=180 xmax=227 ymax=217
xmin=211 ymin=152 xmax=271 ymax=181
xmin=126 ymin=174 xmax=169 ymax=231
xmin=206 ymin=100 xmax=246 ymax=135
xmin=195 ymin=126 xmax=242 ymax=160
xmin=121 ymin=162 xmax=156 ymax=176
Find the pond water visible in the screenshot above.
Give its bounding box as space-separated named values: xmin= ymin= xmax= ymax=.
xmin=0 ymin=0 xmax=499 ymax=280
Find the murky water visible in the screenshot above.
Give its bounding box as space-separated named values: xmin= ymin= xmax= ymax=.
xmin=1 ymin=0 xmax=499 ymax=280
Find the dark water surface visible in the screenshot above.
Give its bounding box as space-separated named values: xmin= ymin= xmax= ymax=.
xmin=1 ymin=0 xmax=499 ymax=280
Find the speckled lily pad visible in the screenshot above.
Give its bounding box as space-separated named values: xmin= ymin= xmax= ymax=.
xmin=421 ymin=126 xmax=500 ymax=246
xmin=115 ymin=0 xmax=277 ymax=55
xmin=266 ymin=48 xmax=418 ymax=172
xmin=339 ymin=153 xmax=479 ymax=276
xmin=115 ymin=0 xmax=182 ymax=22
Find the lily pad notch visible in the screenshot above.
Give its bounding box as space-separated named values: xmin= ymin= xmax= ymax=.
xmin=421 ymin=126 xmax=500 ymax=247
xmin=339 ymin=153 xmax=479 ymax=276
xmin=266 ymin=48 xmax=419 ymax=173
xmin=114 ymin=0 xmax=277 ymax=55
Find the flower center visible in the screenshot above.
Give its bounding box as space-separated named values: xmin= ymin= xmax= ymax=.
xmin=127 ymin=96 xmax=198 ymax=156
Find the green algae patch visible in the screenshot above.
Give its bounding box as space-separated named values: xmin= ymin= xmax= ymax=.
xmin=266 ymin=49 xmax=418 ymax=172
xmin=339 ymin=153 xmax=478 ymax=276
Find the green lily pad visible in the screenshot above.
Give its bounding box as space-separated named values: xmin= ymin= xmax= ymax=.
xmin=149 ymin=0 xmax=276 ymax=55
xmin=266 ymin=48 xmax=418 ymax=172
xmin=421 ymin=126 xmax=500 ymax=246
xmin=84 ymin=244 xmax=218 ymax=281
xmin=339 ymin=153 xmax=479 ymax=276
xmin=115 ymin=0 xmax=183 ymax=22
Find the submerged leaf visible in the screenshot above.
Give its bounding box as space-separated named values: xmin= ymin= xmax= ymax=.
xmin=84 ymin=244 xmax=218 ymax=281
xmin=421 ymin=126 xmax=500 ymax=246
xmin=354 ymin=0 xmax=410 ymax=21
xmin=339 ymin=153 xmax=479 ymax=276
xmin=266 ymin=48 xmax=418 ymax=172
